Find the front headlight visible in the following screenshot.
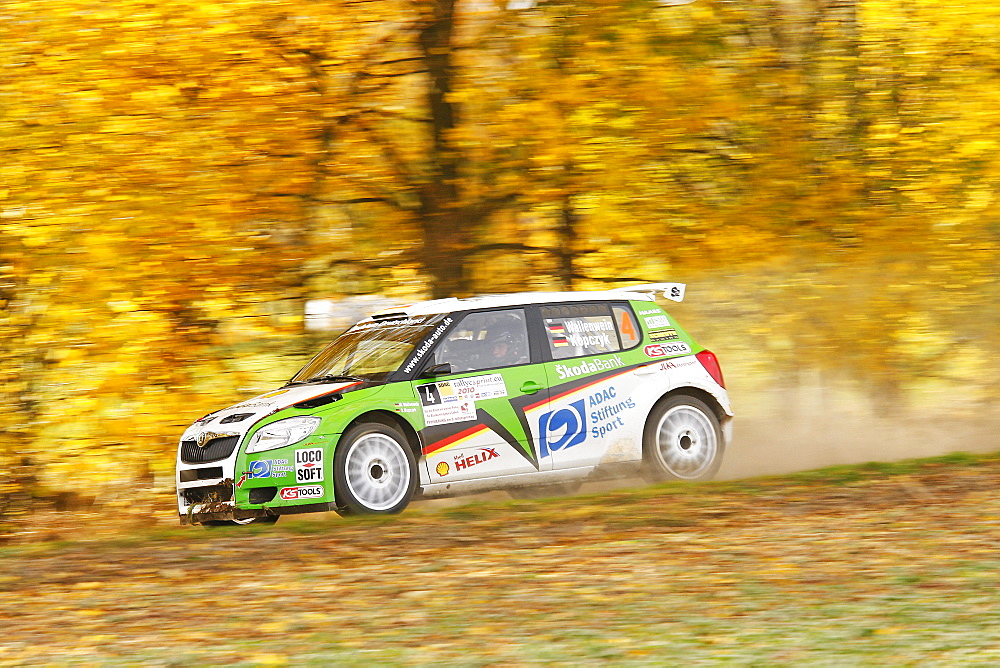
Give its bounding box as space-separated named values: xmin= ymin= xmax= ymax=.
xmin=245 ymin=416 xmax=322 ymax=453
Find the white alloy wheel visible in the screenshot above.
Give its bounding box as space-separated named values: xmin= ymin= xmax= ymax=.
xmin=645 ymin=396 xmax=723 ymax=481
xmin=335 ymin=424 xmax=416 ymax=514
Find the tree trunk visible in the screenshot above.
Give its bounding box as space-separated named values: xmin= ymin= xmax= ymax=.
xmin=416 ymin=0 xmax=472 ymax=299
xmin=557 ymin=192 xmax=577 ymax=290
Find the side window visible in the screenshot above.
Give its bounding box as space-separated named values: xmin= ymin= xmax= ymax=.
xmin=430 ymin=309 xmax=529 ymax=373
xmin=541 ymin=303 xmax=622 ymax=361
xmin=613 ymin=304 xmax=641 ymax=350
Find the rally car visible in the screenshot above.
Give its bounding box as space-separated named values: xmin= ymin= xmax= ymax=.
xmin=176 ymin=283 xmax=733 ymax=525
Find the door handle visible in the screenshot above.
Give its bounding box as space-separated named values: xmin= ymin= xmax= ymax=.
xmin=520 ymin=381 xmax=544 ymax=394
xmin=633 ymin=365 xmax=657 ymax=376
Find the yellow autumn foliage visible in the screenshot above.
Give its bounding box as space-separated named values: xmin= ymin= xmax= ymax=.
xmin=0 ymin=0 xmax=998 ymax=510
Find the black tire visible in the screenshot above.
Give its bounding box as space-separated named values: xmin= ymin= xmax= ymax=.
xmin=642 ymin=395 xmax=724 ymax=482
xmin=203 ymin=515 xmax=279 ymax=527
xmin=334 ymin=422 xmax=417 ymax=516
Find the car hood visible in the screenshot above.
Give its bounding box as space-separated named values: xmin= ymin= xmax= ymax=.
xmin=182 ymin=381 xmax=364 ymax=442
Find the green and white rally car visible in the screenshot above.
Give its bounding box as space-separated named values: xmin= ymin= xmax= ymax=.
xmin=176 ymin=283 xmax=733 ymax=525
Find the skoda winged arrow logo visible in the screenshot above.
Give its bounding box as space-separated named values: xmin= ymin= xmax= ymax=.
xmin=197 ymin=431 xmax=238 ymax=448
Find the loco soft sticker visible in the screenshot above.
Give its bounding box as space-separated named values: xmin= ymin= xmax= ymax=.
xmin=295 ymin=448 xmax=324 ymax=483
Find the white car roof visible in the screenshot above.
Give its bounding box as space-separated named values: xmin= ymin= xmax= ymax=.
xmin=366 ymin=283 xmax=686 ymax=319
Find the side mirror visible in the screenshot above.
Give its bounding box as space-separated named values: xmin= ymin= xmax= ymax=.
xmin=420 ymin=363 xmax=452 ymax=378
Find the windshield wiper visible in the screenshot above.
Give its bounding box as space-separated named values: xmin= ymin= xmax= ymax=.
xmin=305 ymin=374 xmax=365 ymax=384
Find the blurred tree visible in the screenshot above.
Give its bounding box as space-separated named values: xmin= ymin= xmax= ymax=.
xmin=1 ymin=0 xmax=1000 ymax=518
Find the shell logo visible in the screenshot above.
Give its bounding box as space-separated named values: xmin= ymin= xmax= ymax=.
xmin=435 ymin=461 xmax=450 ymax=477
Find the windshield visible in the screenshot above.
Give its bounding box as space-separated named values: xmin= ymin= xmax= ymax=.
xmin=289 ymin=315 xmax=447 ymax=384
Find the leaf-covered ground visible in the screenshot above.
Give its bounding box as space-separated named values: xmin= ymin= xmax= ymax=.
xmin=1 ymin=452 xmax=999 ymax=665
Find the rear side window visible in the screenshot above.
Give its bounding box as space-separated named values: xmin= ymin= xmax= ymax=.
xmin=541 ymin=303 xmax=621 ymax=360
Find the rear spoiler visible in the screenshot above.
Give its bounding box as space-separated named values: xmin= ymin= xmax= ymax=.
xmin=609 ymin=283 xmax=686 ymax=303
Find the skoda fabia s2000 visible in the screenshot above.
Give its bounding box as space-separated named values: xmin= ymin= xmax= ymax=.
xmin=176 ymin=284 xmax=733 ymax=525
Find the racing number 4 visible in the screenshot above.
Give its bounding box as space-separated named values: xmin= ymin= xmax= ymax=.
xmin=619 ymin=312 xmax=637 ymax=340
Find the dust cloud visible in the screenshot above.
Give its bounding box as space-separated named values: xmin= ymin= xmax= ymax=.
xmin=717 ymin=413 xmax=1000 ymax=481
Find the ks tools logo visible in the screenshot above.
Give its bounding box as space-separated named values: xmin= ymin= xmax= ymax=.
xmin=538 ymin=400 xmax=587 ymax=458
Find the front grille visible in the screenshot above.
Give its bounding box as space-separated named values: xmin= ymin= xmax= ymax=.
xmin=179 ymin=467 xmax=224 ymax=483
xmin=182 ymin=483 xmax=233 ymax=504
xmin=181 ymin=435 xmax=240 ymax=464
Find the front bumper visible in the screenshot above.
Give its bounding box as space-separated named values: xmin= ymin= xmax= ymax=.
xmin=179 ymin=501 xmax=337 ymax=525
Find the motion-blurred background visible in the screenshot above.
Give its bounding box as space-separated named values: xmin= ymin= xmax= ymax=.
xmin=2 ymin=0 xmax=998 ymax=530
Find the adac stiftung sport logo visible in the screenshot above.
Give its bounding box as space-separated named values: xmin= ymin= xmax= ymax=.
xmin=538 ymin=400 xmax=587 ymax=458
xmin=248 ymin=459 xmax=271 ymax=479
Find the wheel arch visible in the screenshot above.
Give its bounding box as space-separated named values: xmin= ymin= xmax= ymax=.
xmin=340 ymin=410 xmax=422 ymax=458
xmin=646 ymin=386 xmax=732 ymax=449
xmin=658 ymin=386 xmax=728 ymax=422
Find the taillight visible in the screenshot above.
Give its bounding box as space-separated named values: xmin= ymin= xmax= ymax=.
xmin=695 ymin=349 xmax=725 ymax=389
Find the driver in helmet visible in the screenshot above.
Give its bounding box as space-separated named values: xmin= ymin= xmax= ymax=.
xmin=488 ymin=330 xmax=525 ymax=366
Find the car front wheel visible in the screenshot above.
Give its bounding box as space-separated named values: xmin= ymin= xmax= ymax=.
xmin=643 ymin=395 xmax=724 ymax=482
xmin=334 ymin=422 xmax=417 ymax=516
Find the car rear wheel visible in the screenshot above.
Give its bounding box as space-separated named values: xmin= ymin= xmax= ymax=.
xmin=643 ymin=395 xmax=723 ymax=482
xmin=334 ymin=422 xmax=417 ymax=516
